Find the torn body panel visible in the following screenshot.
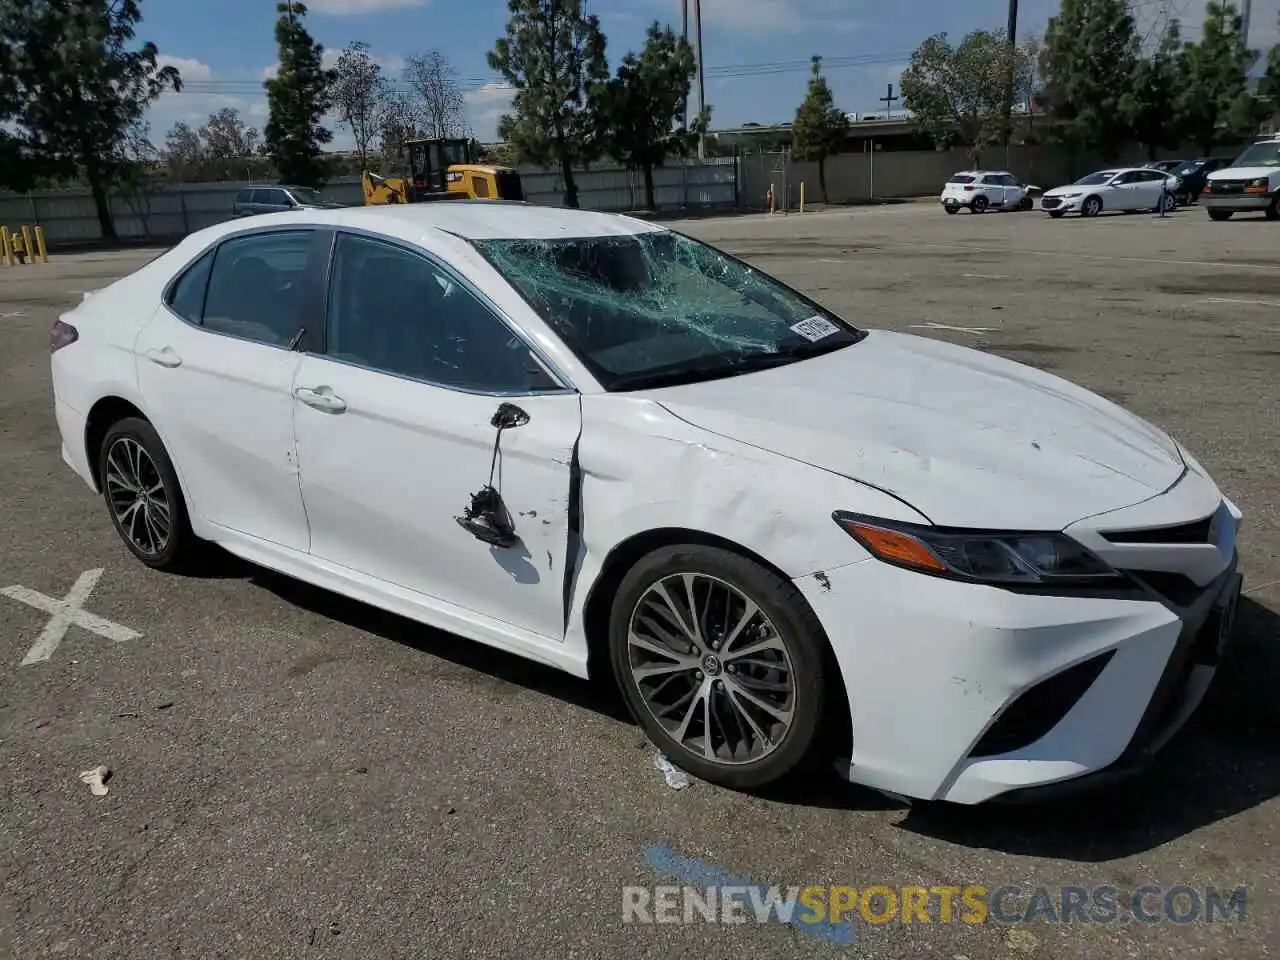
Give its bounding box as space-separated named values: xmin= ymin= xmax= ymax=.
xmin=561 ymin=395 xmax=919 ymax=662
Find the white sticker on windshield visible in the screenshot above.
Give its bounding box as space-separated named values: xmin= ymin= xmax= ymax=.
xmin=790 ymin=315 xmax=840 ymax=342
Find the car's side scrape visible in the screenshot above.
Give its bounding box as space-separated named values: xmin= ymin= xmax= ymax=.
xmin=560 ymin=396 xmax=929 ymax=663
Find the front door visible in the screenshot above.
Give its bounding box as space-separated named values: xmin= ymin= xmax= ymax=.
xmin=292 ymin=231 xmax=581 ymax=641
xmin=134 ymin=228 xmax=319 ymax=551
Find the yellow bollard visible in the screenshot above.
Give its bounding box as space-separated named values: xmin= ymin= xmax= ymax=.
xmin=34 ymin=226 xmax=48 ymax=264
xmin=1 ymin=227 xmax=11 ymax=267
xmin=21 ymin=225 xmax=35 ymax=266
xmin=800 ymin=181 xmax=806 ymax=214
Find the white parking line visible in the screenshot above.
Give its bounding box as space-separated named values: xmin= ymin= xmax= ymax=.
xmin=0 ymin=311 xmax=24 ymax=320
xmin=911 ymin=322 xmax=997 ymax=334
xmin=1203 ymin=298 xmax=1280 ymax=308
xmin=2 ymin=569 xmax=141 ymax=666
xmin=961 ymin=273 xmax=1010 ymax=280
xmin=888 ymin=240 xmax=1279 ymax=272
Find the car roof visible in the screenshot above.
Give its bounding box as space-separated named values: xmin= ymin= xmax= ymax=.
xmin=205 ymin=201 xmax=666 ymax=243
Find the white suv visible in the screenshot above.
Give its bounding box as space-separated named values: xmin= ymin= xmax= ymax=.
xmin=1201 ymin=136 xmax=1280 ymax=221
xmin=940 ymin=171 xmax=1036 ymax=214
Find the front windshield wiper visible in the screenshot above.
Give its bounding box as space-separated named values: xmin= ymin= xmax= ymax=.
xmin=607 ymin=336 xmax=856 ymax=392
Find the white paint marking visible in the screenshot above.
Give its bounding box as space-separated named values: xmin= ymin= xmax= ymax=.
xmin=0 ymin=311 xmax=24 ymax=319
xmin=961 ymin=273 xmax=1009 ymax=280
xmin=1203 ymin=297 xmax=1280 ymax=308
xmin=2 ymin=569 xmax=141 ymax=666
xmin=911 ymin=321 xmax=997 ymax=335
xmin=888 ymin=239 xmax=1279 ymax=272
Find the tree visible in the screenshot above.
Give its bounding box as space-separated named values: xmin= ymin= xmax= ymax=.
xmin=163 ymin=108 xmax=262 ymax=181
xmin=378 ymin=89 xmax=424 ymax=169
xmin=900 ymin=30 xmax=1027 ymax=164
xmin=1130 ymin=20 xmax=1185 ymax=160
xmin=791 ymin=55 xmax=849 ymax=201
xmin=406 ymin=50 xmax=466 ymax=138
xmin=488 ymin=0 xmax=609 ymax=207
xmin=1177 ymin=1 xmax=1265 ymax=154
xmin=0 ymin=0 xmax=181 ymax=240
xmin=1261 ymin=19 xmax=1280 ymax=116
xmin=264 ymin=1 xmax=333 ymax=188
xmin=593 ymin=22 xmax=700 ymax=210
xmin=332 ymin=41 xmax=387 ymax=171
xmin=1040 ymin=0 xmax=1140 ymax=161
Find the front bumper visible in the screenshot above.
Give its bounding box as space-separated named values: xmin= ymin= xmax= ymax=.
xmin=1202 ymin=194 xmax=1271 ymax=211
xmin=1040 ymin=195 xmax=1082 ymax=213
xmin=795 ymin=501 xmax=1242 ymax=804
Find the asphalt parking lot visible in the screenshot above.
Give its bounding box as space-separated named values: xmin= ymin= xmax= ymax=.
xmin=2 ymin=203 xmax=1278 ymax=958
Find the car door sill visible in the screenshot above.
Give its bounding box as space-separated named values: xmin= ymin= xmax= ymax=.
xmin=208 ymin=524 xmax=589 ymax=678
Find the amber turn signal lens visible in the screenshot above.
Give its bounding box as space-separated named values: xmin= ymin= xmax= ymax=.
xmin=840 ymin=521 xmax=948 ymax=573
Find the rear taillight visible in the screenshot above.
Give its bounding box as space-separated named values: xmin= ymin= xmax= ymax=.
xmin=963 ymin=185 xmax=975 ymax=191
xmin=50 ymin=319 xmax=78 ymax=353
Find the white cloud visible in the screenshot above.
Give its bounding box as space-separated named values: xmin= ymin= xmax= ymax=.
xmin=157 ymin=55 xmax=215 ymax=83
xmin=307 ymin=0 xmax=428 ymax=14
xmin=464 ymin=81 xmax=514 ymax=140
xmin=652 ymin=0 xmax=858 ymax=38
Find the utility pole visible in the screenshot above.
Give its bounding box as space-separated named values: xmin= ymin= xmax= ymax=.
xmin=1004 ymin=0 xmax=1019 ymax=166
xmin=693 ymin=0 xmax=706 ymax=158
xmin=1241 ymin=0 xmax=1252 ymax=47
xmin=879 ymin=83 xmax=899 ymax=119
xmin=681 ymin=0 xmax=690 ymax=131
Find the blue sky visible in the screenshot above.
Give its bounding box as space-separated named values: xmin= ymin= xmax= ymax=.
xmin=140 ymin=0 xmax=1280 ymax=148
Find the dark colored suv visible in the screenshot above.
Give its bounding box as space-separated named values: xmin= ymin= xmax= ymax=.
xmin=232 ymin=185 xmax=342 ymax=217
xmin=1163 ymin=158 xmax=1237 ymax=204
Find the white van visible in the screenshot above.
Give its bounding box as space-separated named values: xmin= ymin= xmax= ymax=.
xmin=1200 ymin=135 xmax=1280 ymax=221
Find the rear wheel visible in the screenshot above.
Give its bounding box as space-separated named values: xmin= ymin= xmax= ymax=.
xmin=609 ymin=544 xmax=829 ymax=791
xmin=97 ymin=417 xmax=196 ymax=570
xmin=1265 ymin=194 xmax=1279 ymax=221
xmin=971 ymin=195 xmax=989 ymax=214
xmin=944 ymin=204 xmax=959 ymax=215
xmin=1208 ymin=208 xmax=1233 ymax=221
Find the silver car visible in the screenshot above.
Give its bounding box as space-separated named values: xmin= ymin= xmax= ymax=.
xmin=232 ymin=185 xmax=340 ymax=217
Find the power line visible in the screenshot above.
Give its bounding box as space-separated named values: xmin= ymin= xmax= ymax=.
xmin=166 ymin=50 xmax=917 ymax=95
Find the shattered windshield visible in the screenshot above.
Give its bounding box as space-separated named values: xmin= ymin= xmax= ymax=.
xmin=472 ymin=231 xmax=862 ymax=391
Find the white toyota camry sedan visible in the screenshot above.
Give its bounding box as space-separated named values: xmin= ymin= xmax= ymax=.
xmin=49 ymin=202 xmax=1243 ymax=804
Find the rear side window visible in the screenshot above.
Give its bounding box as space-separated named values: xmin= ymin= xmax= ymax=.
xmin=167 ymin=250 xmax=215 ymax=323
xmin=234 ymin=189 xmax=252 ymax=204
xmin=201 ymin=230 xmax=314 ymax=346
xmin=948 ymin=174 xmax=975 ymax=184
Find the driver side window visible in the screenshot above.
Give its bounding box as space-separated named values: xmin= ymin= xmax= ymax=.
xmin=325 ymin=233 xmax=556 ymax=394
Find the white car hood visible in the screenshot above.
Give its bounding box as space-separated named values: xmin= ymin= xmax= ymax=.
xmin=649 ymin=330 xmax=1185 ymax=531
xmin=1043 ymin=184 xmax=1102 ymax=197
xmin=1207 ymin=166 xmax=1278 ymax=181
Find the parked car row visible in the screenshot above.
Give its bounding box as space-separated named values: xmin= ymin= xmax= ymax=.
xmin=939 ymin=135 xmax=1280 ymax=222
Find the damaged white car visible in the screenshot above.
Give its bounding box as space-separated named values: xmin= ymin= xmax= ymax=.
xmin=50 ymin=203 xmax=1243 ymax=804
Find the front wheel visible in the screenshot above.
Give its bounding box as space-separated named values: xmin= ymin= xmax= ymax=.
xmin=1265 ymin=194 xmax=1279 ymax=221
xmin=1207 ymin=208 xmax=1233 ymax=221
xmin=609 ymin=545 xmax=829 ymax=791
xmin=1048 ymin=210 xmax=1066 ymax=219
xmin=97 ymin=417 xmax=197 ymax=570
xmin=1081 ymin=195 xmax=1103 ymax=217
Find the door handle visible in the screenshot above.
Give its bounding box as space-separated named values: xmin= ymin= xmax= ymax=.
xmin=143 ymin=346 xmax=182 ymax=368
xmin=294 ymin=385 xmax=347 ymax=413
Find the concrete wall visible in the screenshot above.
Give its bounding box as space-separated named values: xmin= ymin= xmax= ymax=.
xmin=0 ymin=157 xmax=740 ymax=246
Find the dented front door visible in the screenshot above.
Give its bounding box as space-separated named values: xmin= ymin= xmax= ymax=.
xmin=292 ymin=355 xmax=581 ymax=641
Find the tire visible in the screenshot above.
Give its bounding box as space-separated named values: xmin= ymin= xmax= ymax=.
xmin=971 ymin=195 xmax=989 ymax=214
xmin=1207 ymin=208 xmax=1233 ymax=221
xmin=97 ymin=417 xmax=196 ymax=570
xmin=608 ymin=544 xmax=828 ymax=791
xmin=1265 ymin=194 xmax=1279 ymax=221
xmin=1048 ymin=210 xmax=1066 ymax=219
xmin=1081 ymin=195 xmax=1103 ymax=217
xmin=1018 ymin=196 xmax=1034 ymax=211
xmin=944 ymin=204 xmax=959 ymax=215
xmin=1159 ymin=192 xmax=1176 ymax=214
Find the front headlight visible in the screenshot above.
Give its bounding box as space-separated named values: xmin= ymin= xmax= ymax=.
xmin=1060 ymin=192 xmax=1082 ymax=199
xmin=832 ymin=512 xmax=1121 ymax=585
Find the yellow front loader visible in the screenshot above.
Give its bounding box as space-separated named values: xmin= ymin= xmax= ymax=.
xmin=362 ymin=137 xmax=524 ymax=205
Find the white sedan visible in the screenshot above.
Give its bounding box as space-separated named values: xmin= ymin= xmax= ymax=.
xmin=50 ymin=203 xmax=1243 ymax=804
xmin=1041 ymin=167 xmax=1179 ymax=217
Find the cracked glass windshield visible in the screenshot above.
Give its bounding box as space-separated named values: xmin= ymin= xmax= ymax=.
xmin=473 ymin=231 xmax=862 ymax=391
